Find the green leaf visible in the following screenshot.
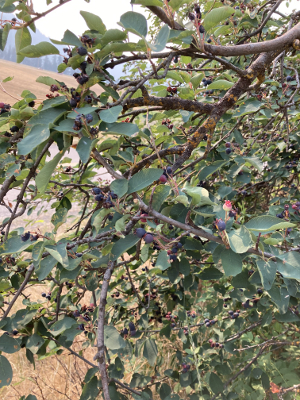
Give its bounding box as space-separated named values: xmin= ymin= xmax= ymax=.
xmin=244 ymin=156 xmax=264 ymax=172
xmin=156 ymin=250 xmax=170 ymax=271
xmin=128 ymin=168 xmax=163 ymax=194
xmin=276 ymin=252 xmax=300 ymax=280
xmin=0 ymin=235 xmax=32 ymax=255
xmin=45 ymin=242 xmax=69 ymax=268
xmin=144 ymin=184 xmax=170 ymax=211
xmin=36 ymin=150 xmax=65 ymax=194
xmin=203 ymin=6 xmax=235 ymax=32
xmin=97 ymin=42 xmax=140 ymax=60
xmin=228 ymin=226 xmax=253 ymax=253
xmin=233 ymin=99 xmax=261 ymax=117
xmin=24 ymin=396 xmax=37 ymax=400
xmin=148 ymin=24 xmax=169 ymax=52
xmin=207 ymin=79 xmax=234 ymax=90
xmin=143 ymin=338 xmax=157 ymax=366
xmin=80 ymin=11 xmax=106 ymax=34
xmin=256 ymin=260 xmax=277 ymax=290
xmin=0 ymin=24 xmax=11 ymax=51
xmin=209 ymin=372 xmax=224 ymax=395
xmin=51 ymin=29 xmax=82 ymax=47
xmin=110 ymin=179 xmax=128 ymax=198
xmin=159 ymin=383 xmax=171 ymax=400
xmin=111 ymin=234 xmax=140 ymax=260
xmin=51 ymin=207 xmax=68 ymax=233
xmin=220 ymin=249 xmax=243 ymax=276
xmin=191 ymin=72 xmax=204 ymax=89
xmin=79 ymin=376 xmax=99 ymax=400
xmin=32 ymin=241 xmax=45 ymax=262
xmin=183 ymin=186 xmax=216 ymax=207
xmin=198 ymin=267 xmax=223 ymax=280
xmin=167 ymin=71 xmax=185 ymax=83
xmin=36 ymin=256 xmax=57 ymax=281
xmin=120 ymin=11 xmax=148 ymax=38
xmin=99 ymin=29 xmax=127 ymax=47
xmin=104 ymin=325 xmax=126 ymax=350
xmin=15 ymin=27 xmax=31 ymax=63
xmin=36 ymin=75 xmax=60 ymax=87
xmin=18 ymin=41 xmax=59 ymax=57
xmin=198 ymin=160 xmax=227 ymax=181
xmin=49 ymin=317 xmax=77 ymax=336
xmin=18 ymin=125 xmax=50 ymax=155
xmin=168 ymin=0 xmax=185 ymax=10
xmin=76 ymin=136 xmax=94 ymax=164
xmin=101 ymin=122 xmax=139 ymax=137
xmin=0 ymin=355 xmax=13 ymax=388
xmin=2 ymin=75 xmax=13 ymax=83
xmin=100 ymin=106 xmax=123 ymax=123
xmin=245 ymin=216 xmax=295 ymax=233
xmin=0 ymin=334 xmax=20 ymax=353
xmin=26 ymin=334 xmax=45 ymax=354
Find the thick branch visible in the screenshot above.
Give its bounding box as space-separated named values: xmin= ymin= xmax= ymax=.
xmin=124 ymin=95 xmax=214 ymax=115
xmin=205 ymin=21 xmax=300 ymax=56
xmin=95 ymin=261 xmax=115 ymax=400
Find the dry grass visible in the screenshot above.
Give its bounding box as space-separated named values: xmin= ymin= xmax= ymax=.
xmin=0 ymin=59 xmax=102 ymax=105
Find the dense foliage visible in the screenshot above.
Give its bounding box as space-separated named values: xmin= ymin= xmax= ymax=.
xmin=1 ymin=0 xmax=300 ymax=399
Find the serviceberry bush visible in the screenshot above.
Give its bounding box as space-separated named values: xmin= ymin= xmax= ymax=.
xmin=1 ymin=1 xmax=300 ymax=399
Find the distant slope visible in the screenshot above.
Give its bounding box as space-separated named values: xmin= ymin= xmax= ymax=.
xmin=0 ymin=59 xmax=102 ymax=105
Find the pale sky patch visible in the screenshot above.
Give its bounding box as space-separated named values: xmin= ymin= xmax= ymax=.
xmin=29 ymin=0 xmax=299 ymax=41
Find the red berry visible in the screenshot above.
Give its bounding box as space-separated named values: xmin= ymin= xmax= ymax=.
xmin=0 ymin=102 xmax=4 ymax=108
xmin=159 ymin=175 xmax=168 ymax=183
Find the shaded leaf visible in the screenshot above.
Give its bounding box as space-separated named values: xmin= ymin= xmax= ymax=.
xmin=128 ymin=168 xmax=163 ymax=194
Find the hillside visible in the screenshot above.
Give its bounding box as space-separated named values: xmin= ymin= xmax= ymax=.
xmin=0 ymin=59 xmax=102 ymax=105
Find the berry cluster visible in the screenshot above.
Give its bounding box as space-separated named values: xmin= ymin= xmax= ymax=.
xmin=121 ymin=117 xmax=130 ymax=123
xmin=159 ymin=166 xmax=173 ymax=184
xmin=225 ymin=141 xmax=232 ymax=154
xmin=165 ymin=311 xmax=177 ymax=321
xmin=276 ymin=204 xmax=290 ymax=219
xmin=181 ymin=363 xmax=191 ymax=373
xmin=0 ymin=102 xmax=11 ymax=114
xmin=93 ymin=187 xmax=117 ymax=208
xmin=166 ymin=86 xmax=177 ymax=95
xmin=72 ymin=113 xmax=93 ymax=131
xmin=161 ymin=119 xmax=173 ymax=130
xmin=208 ymin=339 xmax=224 ymax=348
xmin=204 ymin=318 xmax=217 ymax=327
xmin=168 ymin=241 xmax=183 ymax=262
xmin=69 ymin=89 xmax=81 ymax=108
xmin=76 ymin=304 xmax=95 ymax=334
xmin=202 ymin=77 xmax=212 ymax=87
xmin=80 ymin=34 xmax=95 ymax=47
xmin=228 ymin=310 xmax=240 ymax=319
xmin=41 ymin=292 xmax=52 ymax=301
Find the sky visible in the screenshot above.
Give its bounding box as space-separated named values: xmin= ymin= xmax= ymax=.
xmin=27 ymin=0 xmax=299 ymax=40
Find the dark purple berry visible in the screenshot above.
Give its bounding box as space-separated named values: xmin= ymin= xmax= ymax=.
xmin=77 ymin=46 xmax=88 ymax=56
xmin=217 ymin=219 xmax=226 ymax=231
xmin=136 ymin=228 xmax=146 ymax=238
xmin=85 ymin=114 xmax=93 ymax=123
xmin=92 ymin=187 xmax=101 ymax=195
xmin=144 ymin=233 xmax=154 ymax=244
